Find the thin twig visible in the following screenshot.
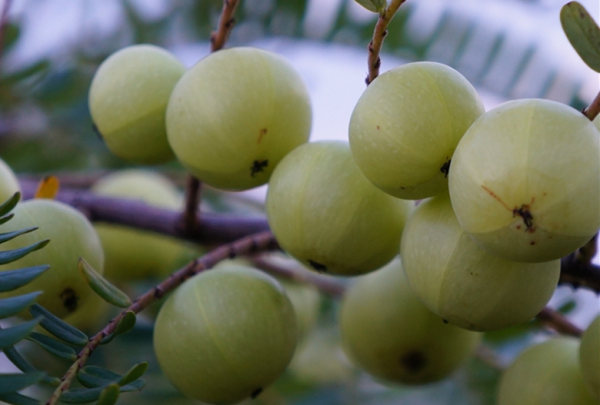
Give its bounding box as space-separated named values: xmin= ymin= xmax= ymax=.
xmin=583 ymin=90 xmax=600 ymax=121
xmin=559 ymin=249 xmax=600 ymax=294
xmin=536 ymin=307 xmax=583 ymax=337
xmin=0 ymin=0 xmax=12 ymax=62
xmin=366 ymin=0 xmax=407 ymax=85
xmin=45 ymin=231 xmax=278 ymax=405
xmin=210 ymin=0 xmax=240 ymax=52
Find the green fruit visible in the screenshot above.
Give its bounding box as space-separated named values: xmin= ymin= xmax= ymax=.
xmin=266 ymin=141 xmax=413 ymax=276
xmin=166 ymin=47 xmax=312 ymax=191
xmin=277 ymin=277 xmax=321 ymax=343
xmin=349 ymin=61 xmax=484 ymax=200
xmin=580 ymin=315 xmax=600 ymax=400
xmin=153 ymin=264 xmax=297 ymax=405
xmin=89 ymin=44 xmax=185 ymax=164
xmin=498 ymin=337 xmax=596 ymax=405
xmin=400 ymin=193 xmax=560 ymax=331
xmin=92 ymin=169 xmax=199 ymax=281
xmin=449 ymin=99 xmax=600 ymax=263
xmin=0 ymin=157 xmax=19 ymax=203
xmin=339 ymin=258 xmax=482 ymax=385
xmin=0 ymin=199 xmax=104 ymax=319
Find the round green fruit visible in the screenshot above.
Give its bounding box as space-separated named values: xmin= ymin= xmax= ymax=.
xmin=277 ymin=277 xmax=321 ymax=343
xmin=0 ymin=199 xmax=104 ymax=319
xmin=153 ymin=264 xmax=297 ymax=405
xmin=92 ymin=169 xmax=199 ymax=281
xmin=349 ymin=61 xmax=484 ymax=200
xmin=89 ymin=44 xmax=185 ymax=164
xmin=400 ymin=193 xmax=560 ymax=331
xmin=166 ymin=47 xmax=312 ymax=191
xmin=0 ymin=157 xmax=19 ymax=203
xmin=339 ymin=258 xmax=482 ymax=385
xmin=580 ymin=315 xmax=600 ymax=401
xmin=266 ymin=141 xmax=413 ymax=276
xmin=449 ymin=98 xmax=600 ymax=263
xmin=498 ymin=337 xmax=596 ymax=405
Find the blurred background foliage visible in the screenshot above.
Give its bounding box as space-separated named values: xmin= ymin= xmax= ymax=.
xmin=0 ymin=0 xmax=597 ymax=404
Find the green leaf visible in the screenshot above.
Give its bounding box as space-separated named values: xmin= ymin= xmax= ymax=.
xmin=96 ymin=384 xmax=120 ymax=405
xmin=2 ymin=23 xmax=21 ymax=54
xmin=0 ymin=265 xmax=49 ymax=293
xmin=354 ymin=0 xmax=387 ymax=13
xmin=118 ymin=362 xmax=148 ymax=387
xmin=0 ymin=239 xmax=50 ymax=265
xmin=0 ymin=60 xmax=51 ymax=86
xmin=0 ymin=372 xmax=44 ymax=395
xmin=3 ymin=346 xmax=60 ymax=386
xmin=80 ymin=365 xmax=122 ymax=382
xmin=61 ymin=381 xmax=144 ymax=404
xmin=29 ymin=304 xmax=88 ymax=346
xmin=0 ymin=292 xmax=41 ymax=318
xmin=0 ymin=213 xmax=15 ymax=225
xmin=0 ymin=391 xmax=41 ymax=405
xmin=26 ymin=332 xmax=78 ymax=361
xmin=0 ymin=319 xmax=40 ymax=350
xmin=560 ymin=1 xmax=600 ymax=72
xmin=0 ymin=192 xmax=20 ymax=217
xmin=78 ymin=258 xmax=131 ymax=308
xmin=100 ymin=311 xmax=136 ymax=345
xmin=0 ymin=227 xmax=38 ymax=244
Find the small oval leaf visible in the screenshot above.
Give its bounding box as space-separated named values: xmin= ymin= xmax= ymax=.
xmin=118 ymin=362 xmax=148 ymax=387
xmin=29 ymin=304 xmax=88 ymax=346
xmin=79 ymin=258 xmax=131 ymax=308
xmin=0 ymin=213 xmax=15 ymax=225
xmin=26 ymin=332 xmax=77 ymax=361
xmin=97 ymin=384 xmax=120 ymax=405
xmin=0 ymin=372 xmax=44 ymax=395
xmin=34 ymin=176 xmax=60 ymax=199
xmin=354 ymin=0 xmax=387 ymax=13
xmin=0 ymin=319 xmax=40 ymax=350
xmin=0 ymin=292 xmax=41 ymax=318
xmin=60 ymin=387 xmax=104 ymax=403
xmin=561 ymin=1 xmax=600 ymax=72
xmin=0 ymin=227 xmax=38 ymax=245
xmin=3 ymin=346 xmax=60 ymax=386
xmin=0 ymin=391 xmax=41 ymax=405
xmin=79 ymin=365 xmax=121 ymax=382
xmin=0 ymin=240 xmax=50 ymax=265
xmin=0 ymin=192 xmax=20 ymax=217
xmin=100 ymin=311 xmax=136 ymax=345
xmin=0 ymin=265 xmax=49 ymax=293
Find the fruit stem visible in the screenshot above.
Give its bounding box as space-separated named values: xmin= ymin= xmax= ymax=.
xmin=45 ymin=231 xmax=279 ymax=405
xmin=181 ymin=175 xmax=202 ymax=235
xmin=583 ymin=90 xmax=600 ymax=121
xmin=0 ymin=0 xmax=12 ymax=62
xmin=210 ymin=0 xmax=241 ymax=52
xmin=536 ymin=307 xmax=583 ymax=337
xmin=365 ymin=0 xmax=407 ymax=86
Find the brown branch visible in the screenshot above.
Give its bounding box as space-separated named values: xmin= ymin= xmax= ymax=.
xmin=559 ymin=250 xmax=600 ymax=294
xmin=46 ymin=231 xmax=278 ymax=405
xmin=583 ymin=90 xmax=600 ymax=121
xmin=210 ymin=0 xmax=241 ymax=52
xmin=19 ymin=180 xmax=269 ymax=245
xmin=0 ymin=0 xmax=12 ymax=62
xmin=366 ymin=0 xmax=407 ymax=85
xmin=536 ymin=307 xmax=583 ymax=337
xmin=180 ymin=175 xmax=202 ymax=236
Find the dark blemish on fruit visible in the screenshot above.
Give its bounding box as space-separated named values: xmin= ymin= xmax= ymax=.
xmin=513 ymin=205 xmax=534 ymax=232
xmin=481 ymin=185 xmax=511 ymax=211
xmin=376 ymin=125 xmax=380 ymax=130
xmin=440 ymin=159 xmax=451 ymax=178
xmin=60 ymin=288 xmax=79 ymax=313
xmin=400 ymin=186 xmax=405 ymax=190
xmin=400 ymin=351 xmax=427 ymax=373
xmin=250 ymin=160 xmax=268 ymax=177
xmin=530 ymin=241 xmax=536 ymax=245
xmin=308 ymin=260 xmax=327 ymax=273
xmin=251 ymin=388 xmax=263 ymax=399
xmin=516 ymin=225 xmax=521 ymax=230
xmin=257 ymin=128 xmax=267 ymax=143
xmin=442 ymin=319 xmax=448 ymax=324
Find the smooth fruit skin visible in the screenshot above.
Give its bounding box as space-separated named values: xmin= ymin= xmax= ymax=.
xmin=349 ymin=61 xmax=484 ymax=200
xmin=89 ymin=44 xmax=185 ymax=164
xmin=266 ymin=141 xmax=413 ymax=276
xmin=92 ymin=169 xmax=197 ymax=281
xmin=153 ymin=265 xmax=297 ymax=405
xmin=339 ymin=259 xmax=482 ymax=385
xmin=0 ymin=157 xmax=20 ymax=203
xmin=498 ymin=337 xmax=597 ymax=405
xmin=580 ymin=315 xmax=600 ymax=401
xmin=449 ymin=99 xmax=600 ymax=263
xmin=400 ymin=193 xmax=560 ymax=331
xmin=277 ymin=277 xmax=321 ymax=343
xmin=0 ymin=199 xmax=104 ymax=319
xmin=166 ymin=47 xmax=312 ymax=191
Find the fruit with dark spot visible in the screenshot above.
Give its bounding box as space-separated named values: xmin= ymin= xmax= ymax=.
xmin=349 ymin=62 xmax=484 ymax=200
xmin=498 ymin=337 xmax=596 ymax=405
xmin=339 ymin=258 xmax=481 ymax=384
xmin=166 ymin=47 xmax=312 ymax=191
xmin=400 ymin=193 xmax=560 ymax=331
xmin=449 ymin=99 xmax=600 ymax=262
xmin=266 ymin=141 xmax=413 ymax=276
xmin=0 ymin=199 xmax=104 ymax=319
xmin=88 ymin=45 xmax=185 ymax=164
xmin=153 ymin=264 xmax=297 ymax=404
